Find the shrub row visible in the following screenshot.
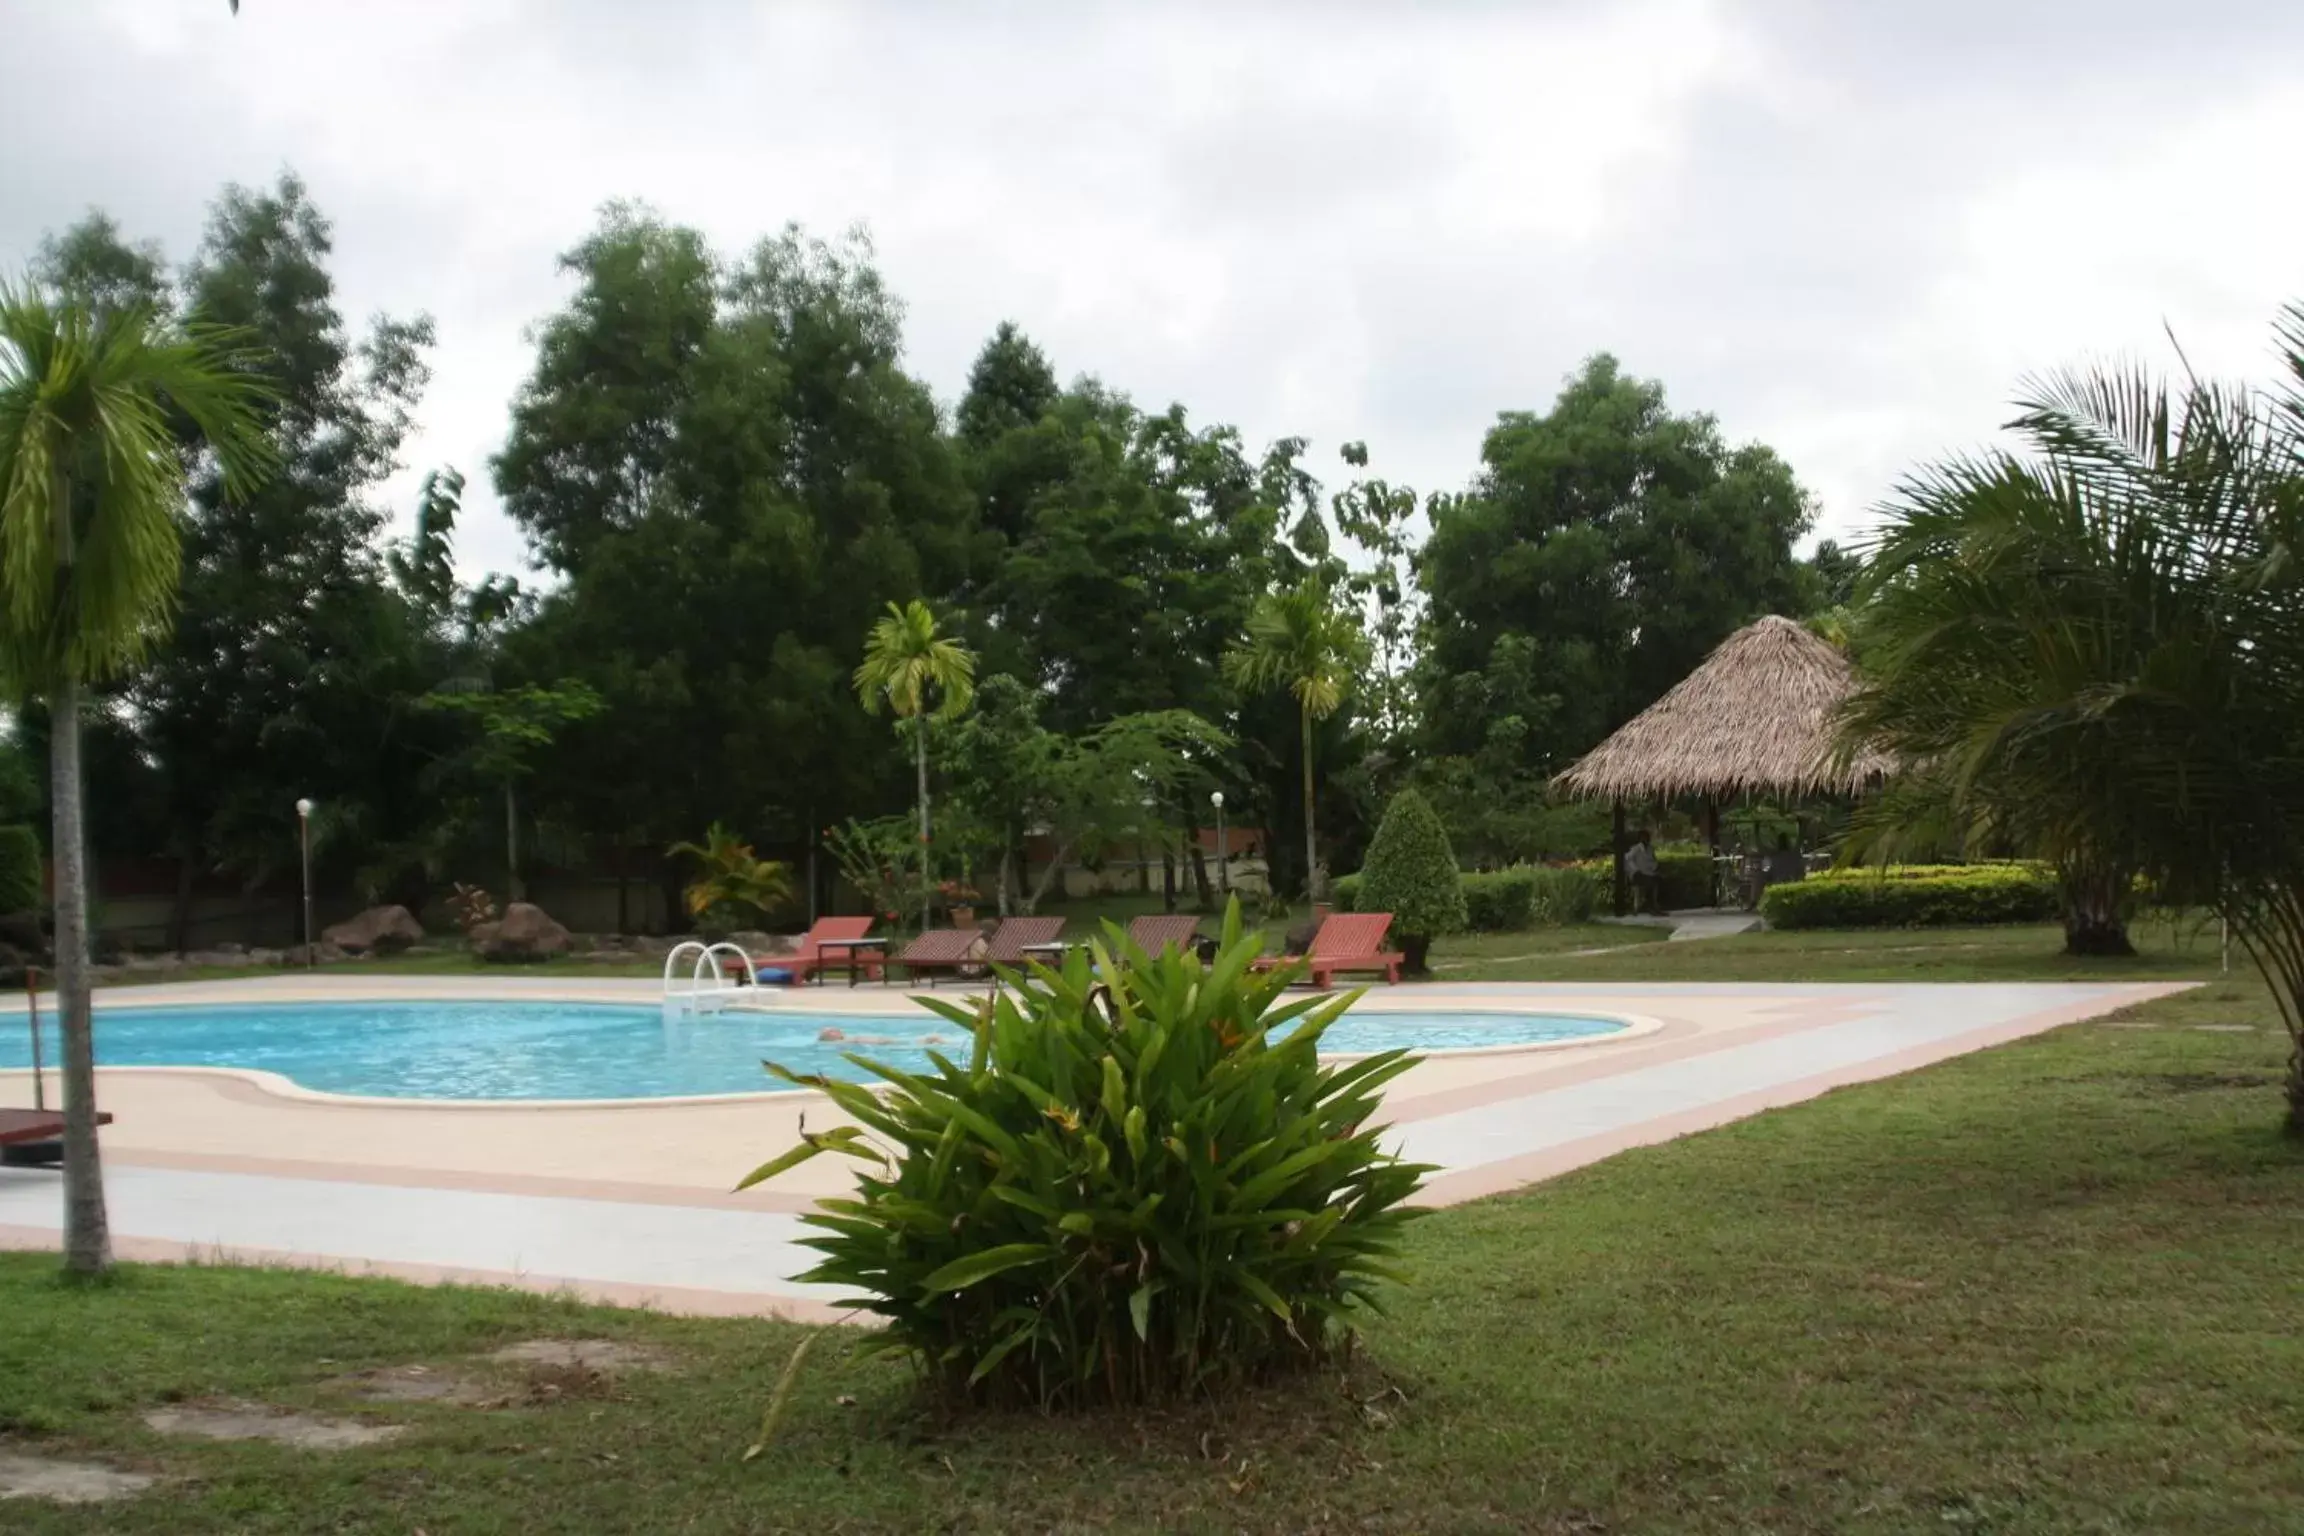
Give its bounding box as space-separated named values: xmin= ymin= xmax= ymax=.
xmin=1760 ymin=863 xmax=2059 ymax=929
xmin=1331 ymin=863 xmax=1606 ymax=932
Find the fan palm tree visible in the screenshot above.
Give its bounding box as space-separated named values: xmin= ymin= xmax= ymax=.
xmin=0 ymin=285 xmax=274 ymax=1272
xmin=854 ymin=600 xmax=975 ymax=927
xmin=1224 ymin=578 xmax=1368 ymax=901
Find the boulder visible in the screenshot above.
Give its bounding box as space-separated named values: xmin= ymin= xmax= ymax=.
xmin=727 ymin=930 xmax=787 ymax=958
xmin=317 ymin=907 xmax=421 ymax=953
xmin=477 ymin=902 xmax=572 ymax=963
xmin=321 ymin=904 xmax=424 ymax=957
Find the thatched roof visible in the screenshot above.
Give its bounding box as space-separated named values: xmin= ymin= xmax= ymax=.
xmin=1552 ymin=615 xmax=1892 ymax=802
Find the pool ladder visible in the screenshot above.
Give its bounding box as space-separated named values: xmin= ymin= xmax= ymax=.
xmin=661 ymin=941 xmax=759 ymax=1018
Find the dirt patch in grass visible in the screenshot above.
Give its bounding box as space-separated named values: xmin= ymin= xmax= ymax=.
xmin=2136 ymin=1071 xmax=2279 ymax=1094
xmin=142 ymin=1402 xmax=404 ymax=1450
xmin=486 ymin=1338 xmax=674 ymax=1374
xmin=328 ymin=1365 xmax=497 ymax=1407
xmin=0 ymin=1451 xmax=157 ymax=1504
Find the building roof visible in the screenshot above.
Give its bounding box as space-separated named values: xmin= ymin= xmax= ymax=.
xmin=1551 ymin=615 xmax=1893 ymax=802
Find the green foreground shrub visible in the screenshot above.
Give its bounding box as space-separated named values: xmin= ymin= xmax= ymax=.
xmin=743 ymin=912 xmax=1432 ymax=1409
xmin=1762 ymin=864 xmax=2059 ymax=929
xmin=1354 ymin=790 xmax=1467 ymax=971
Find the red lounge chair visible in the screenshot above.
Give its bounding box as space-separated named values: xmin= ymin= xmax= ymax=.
xmin=767 ymin=916 xmax=877 ymax=984
xmin=1127 ymin=914 xmax=1202 ymax=956
xmin=1 ymin=1108 xmax=113 ymax=1167
xmin=984 ymin=916 xmax=1066 ymax=965
xmin=1256 ymin=912 xmax=1405 ymax=987
xmin=893 ymin=927 xmax=988 ymax=985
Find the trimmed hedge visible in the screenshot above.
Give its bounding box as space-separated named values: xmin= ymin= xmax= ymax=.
xmin=1356 ymin=791 xmax=1466 ymax=968
xmin=1761 ymin=864 xmax=2059 ymax=930
xmin=1461 ymin=869 xmax=1536 ymax=931
xmin=1529 ymin=863 xmax=1604 ymax=925
xmin=0 ymin=824 xmax=40 ymax=916
xmin=1334 ymin=863 xmax=1605 ymax=932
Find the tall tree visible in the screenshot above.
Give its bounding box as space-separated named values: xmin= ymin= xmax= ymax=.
xmin=111 ymin=176 xmax=438 ymax=933
xmin=498 ymin=215 xmax=973 ymax=897
xmin=855 ymin=600 xmax=976 ymax=925
xmin=0 ymin=284 xmax=273 ymax=1273
xmin=422 ymin=681 xmax=604 ymax=901
xmin=1418 ymin=355 xmax=1813 ymax=781
xmin=1225 ymin=579 xmax=1367 ymax=900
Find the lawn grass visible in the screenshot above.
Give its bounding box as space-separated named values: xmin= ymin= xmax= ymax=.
xmin=8 ymin=963 xmax=2301 ymax=1532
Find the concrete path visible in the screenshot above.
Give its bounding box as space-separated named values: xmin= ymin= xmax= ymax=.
xmin=1597 ymin=908 xmax=1766 ymax=941
xmin=0 ymin=976 xmax=2183 ymax=1319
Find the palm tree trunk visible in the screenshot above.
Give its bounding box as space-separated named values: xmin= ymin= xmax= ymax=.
xmin=50 ymin=673 xmax=111 ymax=1275
xmin=915 ymin=718 xmax=932 ymax=928
xmin=1300 ymin=701 xmax=1320 ymax=902
xmin=504 ymin=780 xmax=521 ymax=903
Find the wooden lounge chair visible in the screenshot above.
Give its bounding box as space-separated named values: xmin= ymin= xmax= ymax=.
xmin=984 ymin=916 xmax=1066 ymax=965
xmin=0 ymin=1107 xmax=113 ymax=1168
xmin=892 ymin=926 xmax=988 ymax=985
xmin=1255 ymin=912 xmax=1405 ymax=987
xmin=1127 ymin=914 xmax=1202 ymax=957
xmin=763 ymin=916 xmax=877 ymax=984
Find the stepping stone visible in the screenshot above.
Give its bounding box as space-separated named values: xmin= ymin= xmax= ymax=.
xmin=331 ymin=1365 xmax=495 ymax=1406
xmin=143 ymin=1402 xmax=404 ymax=1450
xmin=487 ymin=1339 xmax=671 ymax=1373
xmin=0 ymin=1452 xmax=157 ymax=1504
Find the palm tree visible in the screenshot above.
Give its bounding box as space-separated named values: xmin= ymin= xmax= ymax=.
xmin=854 ymin=600 xmax=975 ymax=927
xmin=1842 ymin=304 xmax=2304 ymax=1129
xmin=0 ymin=286 xmax=273 ymax=1272
xmin=1224 ymin=579 xmax=1368 ymax=901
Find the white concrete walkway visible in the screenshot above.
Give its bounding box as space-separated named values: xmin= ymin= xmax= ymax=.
xmin=0 ymin=978 xmax=2182 ymax=1319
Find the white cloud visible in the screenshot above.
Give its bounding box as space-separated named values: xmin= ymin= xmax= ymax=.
xmin=4 ymin=0 xmax=2298 ymax=576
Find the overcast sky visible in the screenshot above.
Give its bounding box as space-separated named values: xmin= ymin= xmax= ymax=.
xmin=4 ymin=0 xmax=2299 ymax=580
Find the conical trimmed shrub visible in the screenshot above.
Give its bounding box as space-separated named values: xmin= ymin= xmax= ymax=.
xmin=1355 ymin=789 xmax=1466 ymax=973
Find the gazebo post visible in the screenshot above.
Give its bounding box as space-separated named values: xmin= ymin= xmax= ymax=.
xmin=1702 ymin=797 xmax=1721 ymax=909
xmin=1611 ymin=798 xmax=1628 ymax=917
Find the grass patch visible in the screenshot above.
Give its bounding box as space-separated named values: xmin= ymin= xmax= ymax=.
xmin=7 ymin=972 xmax=2301 ymax=1531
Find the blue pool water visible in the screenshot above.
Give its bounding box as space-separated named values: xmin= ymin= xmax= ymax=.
xmin=0 ymin=1000 xmax=1626 ymax=1102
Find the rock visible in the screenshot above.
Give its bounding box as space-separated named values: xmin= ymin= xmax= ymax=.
xmin=477 ymin=903 xmax=572 ymax=963
xmin=244 ymin=947 xmax=285 ymax=967
xmin=726 ymin=930 xmax=786 ymax=957
xmin=321 ymin=904 xmax=424 ymax=956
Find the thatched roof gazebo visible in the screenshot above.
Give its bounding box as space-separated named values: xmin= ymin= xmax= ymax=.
xmin=1553 ymin=615 xmax=1891 ymax=910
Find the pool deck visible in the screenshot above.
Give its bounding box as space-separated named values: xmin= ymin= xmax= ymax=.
xmin=0 ymin=974 xmax=2186 ymax=1320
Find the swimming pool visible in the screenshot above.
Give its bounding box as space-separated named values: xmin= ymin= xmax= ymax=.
xmin=0 ymin=999 xmax=1629 ymax=1103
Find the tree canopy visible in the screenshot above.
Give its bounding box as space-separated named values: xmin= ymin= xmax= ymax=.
xmin=14 ymin=174 xmax=1839 ymax=935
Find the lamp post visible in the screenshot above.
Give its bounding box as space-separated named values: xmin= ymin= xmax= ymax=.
xmin=295 ymin=798 xmax=315 ymax=969
xmin=1210 ymin=790 xmax=1228 ymax=896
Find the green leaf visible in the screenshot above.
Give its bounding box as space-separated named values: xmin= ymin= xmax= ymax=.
xmin=920 ymin=1242 xmax=1056 ymax=1295
xmin=1129 ymin=1282 xmax=1157 ymax=1342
